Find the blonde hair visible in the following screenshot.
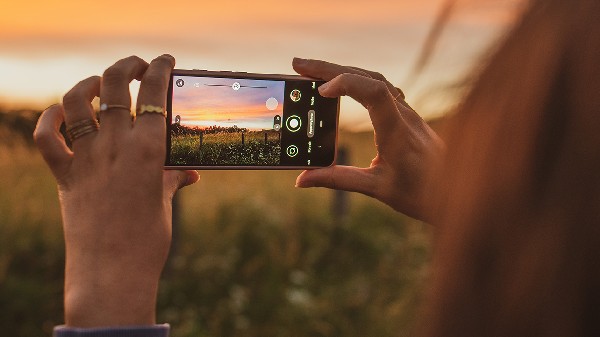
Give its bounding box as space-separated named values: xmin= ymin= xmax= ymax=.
xmin=420 ymin=0 xmax=600 ymax=335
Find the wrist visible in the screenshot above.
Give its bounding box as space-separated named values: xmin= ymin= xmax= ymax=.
xmin=64 ymin=265 xmax=160 ymax=327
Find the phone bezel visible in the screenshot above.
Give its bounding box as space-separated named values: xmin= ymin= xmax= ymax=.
xmin=165 ymin=69 xmax=340 ymax=170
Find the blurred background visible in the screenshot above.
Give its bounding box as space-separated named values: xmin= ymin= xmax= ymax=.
xmin=0 ymin=0 xmax=522 ymax=336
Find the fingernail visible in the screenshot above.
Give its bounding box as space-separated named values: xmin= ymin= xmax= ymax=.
xmin=160 ymin=54 xmax=176 ymax=65
xmin=318 ymin=81 xmax=330 ymax=93
xmin=293 ymin=57 xmax=308 ymax=66
xmin=186 ymin=171 xmax=200 ymax=186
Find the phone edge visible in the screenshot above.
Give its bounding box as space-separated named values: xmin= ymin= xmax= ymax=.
xmin=165 ymin=69 xmax=340 ymax=170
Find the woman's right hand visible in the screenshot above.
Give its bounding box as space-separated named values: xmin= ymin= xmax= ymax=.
xmin=293 ymin=58 xmax=444 ymax=221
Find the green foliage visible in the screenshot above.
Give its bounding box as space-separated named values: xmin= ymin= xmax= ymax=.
xmin=0 ymin=116 xmax=431 ymax=337
xmin=0 ymin=143 xmax=65 ymax=336
xmin=0 ymin=110 xmax=41 ymax=145
xmin=159 ymin=197 xmax=429 ymax=337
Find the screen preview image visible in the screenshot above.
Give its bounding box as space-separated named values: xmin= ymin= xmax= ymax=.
xmin=170 ymin=76 xmax=285 ymax=166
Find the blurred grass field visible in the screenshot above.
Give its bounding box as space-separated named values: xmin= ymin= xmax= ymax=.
xmin=170 ymin=131 xmax=281 ymax=166
xmin=0 ymin=121 xmax=432 ymax=337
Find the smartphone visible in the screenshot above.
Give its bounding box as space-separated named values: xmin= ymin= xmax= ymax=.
xmin=165 ymin=69 xmax=340 ymax=169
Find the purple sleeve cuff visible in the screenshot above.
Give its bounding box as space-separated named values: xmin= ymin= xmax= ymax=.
xmin=53 ymin=324 xmax=169 ymax=337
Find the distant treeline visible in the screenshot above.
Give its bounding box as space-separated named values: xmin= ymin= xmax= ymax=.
xmin=172 ymin=124 xmax=250 ymax=136
xmin=0 ymin=110 xmax=41 ymax=145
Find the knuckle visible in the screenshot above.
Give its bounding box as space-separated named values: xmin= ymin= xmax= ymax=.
xmin=63 ymin=88 xmax=84 ymax=110
xmin=33 ymin=127 xmax=50 ymax=145
xmin=142 ymin=73 xmax=167 ymax=92
xmin=335 ymin=73 xmax=358 ymax=87
xmin=133 ymin=129 xmax=165 ymax=156
xmin=366 ymin=80 xmax=390 ymax=101
xmin=102 ymin=66 xmax=127 ymax=87
xmin=125 ymin=55 xmax=143 ymax=63
xmin=336 ymin=73 xmax=354 ymax=83
xmin=370 ymin=71 xmax=387 ymax=81
xmin=313 ymin=60 xmax=328 ymax=72
xmin=136 ymin=139 xmax=164 ymax=162
xmin=87 ymin=75 xmax=102 ymax=83
xmin=395 ymin=87 xmax=406 ymax=98
xmin=95 ymin=138 xmax=124 ymax=168
xmin=152 ymin=54 xmax=175 ymax=68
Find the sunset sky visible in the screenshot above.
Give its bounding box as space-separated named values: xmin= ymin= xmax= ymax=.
xmin=172 ymin=76 xmax=284 ymax=130
xmin=0 ymin=0 xmax=523 ymax=130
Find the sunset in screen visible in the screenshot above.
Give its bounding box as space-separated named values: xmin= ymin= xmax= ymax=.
xmin=171 ymin=77 xmax=284 ymax=130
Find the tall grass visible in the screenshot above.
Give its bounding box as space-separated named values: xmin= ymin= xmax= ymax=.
xmin=1 ymin=129 xmax=431 ymax=337
xmin=171 ymin=131 xmax=281 ymax=166
xmin=0 ymin=142 xmax=65 ymax=336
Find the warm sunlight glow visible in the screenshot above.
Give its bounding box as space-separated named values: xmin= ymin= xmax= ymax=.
xmin=1 ymin=0 xmax=524 ymax=129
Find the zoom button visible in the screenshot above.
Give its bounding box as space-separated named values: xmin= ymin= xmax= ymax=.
xmin=307 ymin=110 xmax=315 ymax=138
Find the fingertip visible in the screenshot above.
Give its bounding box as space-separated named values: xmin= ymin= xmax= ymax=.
xmin=41 ymin=103 xmax=64 ymax=119
xmin=318 ymin=79 xmax=344 ymax=99
xmin=34 ymin=104 xmax=64 ymax=144
xmin=292 ymin=57 xmax=308 ymax=67
xmin=184 ymin=170 xmax=200 ymax=186
xmin=292 ymin=58 xmax=306 ymax=75
xmin=293 ymin=57 xmax=317 ymax=77
xmin=317 ymin=81 xmax=331 ymax=95
xmin=164 ymin=170 xmax=200 ymax=197
xmin=34 ymin=103 xmax=72 ymax=178
xmin=295 ymin=170 xmax=313 ymax=188
xmin=156 ymin=54 xmax=176 ymax=68
xmin=162 ymin=53 xmax=175 ymax=62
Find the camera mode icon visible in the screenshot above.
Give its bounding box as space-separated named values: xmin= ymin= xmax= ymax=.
xmin=286 ymin=145 xmax=299 ymax=158
xmin=290 ymin=89 xmax=301 ymax=102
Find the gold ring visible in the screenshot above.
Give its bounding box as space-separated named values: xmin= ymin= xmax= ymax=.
xmin=66 ymin=118 xmax=99 ymax=142
xmin=99 ymin=103 xmax=131 ymax=112
xmin=137 ymin=104 xmax=166 ymax=118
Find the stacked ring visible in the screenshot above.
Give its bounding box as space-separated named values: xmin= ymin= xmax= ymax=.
xmin=137 ymin=104 xmax=166 ymax=118
xmin=66 ymin=119 xmax=99 ymax=142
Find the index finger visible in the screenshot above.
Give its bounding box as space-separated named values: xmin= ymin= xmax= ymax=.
xmin=99 ymin=56 xmax=149 ymax=132
xmin=133 ymin=54 xmax=175 ymax=136
xmin=292 ymin=58 xmax=372 ymax=81
xmin=348 ymin=66 xmax=405 ymax=99
xmin=318 ymin=73 xmax=405 ymax=141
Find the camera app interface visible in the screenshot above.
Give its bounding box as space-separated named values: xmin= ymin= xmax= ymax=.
xmin=169 ymin=75 xmax=337 ymax=167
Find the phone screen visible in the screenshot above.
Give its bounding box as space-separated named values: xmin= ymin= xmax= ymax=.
xmin=165 ymin=70 xmax=339 ymax=169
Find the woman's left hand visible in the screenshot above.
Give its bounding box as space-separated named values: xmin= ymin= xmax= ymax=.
xmin=34 ymin=55 xmax=199 ymax=327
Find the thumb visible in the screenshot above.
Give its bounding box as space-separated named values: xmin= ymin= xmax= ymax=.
xmin=163 ymin=170 xmax=200 ymax=197
xmin=34 ymin=104 xmax=73 ymax=181
xmin=296 ymin=165 xmax=376 ymax=196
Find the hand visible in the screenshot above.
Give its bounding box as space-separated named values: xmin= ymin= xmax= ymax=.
xmin=34 ymin=55 xmax=199 ymax=327
xmin=293 ymin=58 xmax=444 ymax=221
